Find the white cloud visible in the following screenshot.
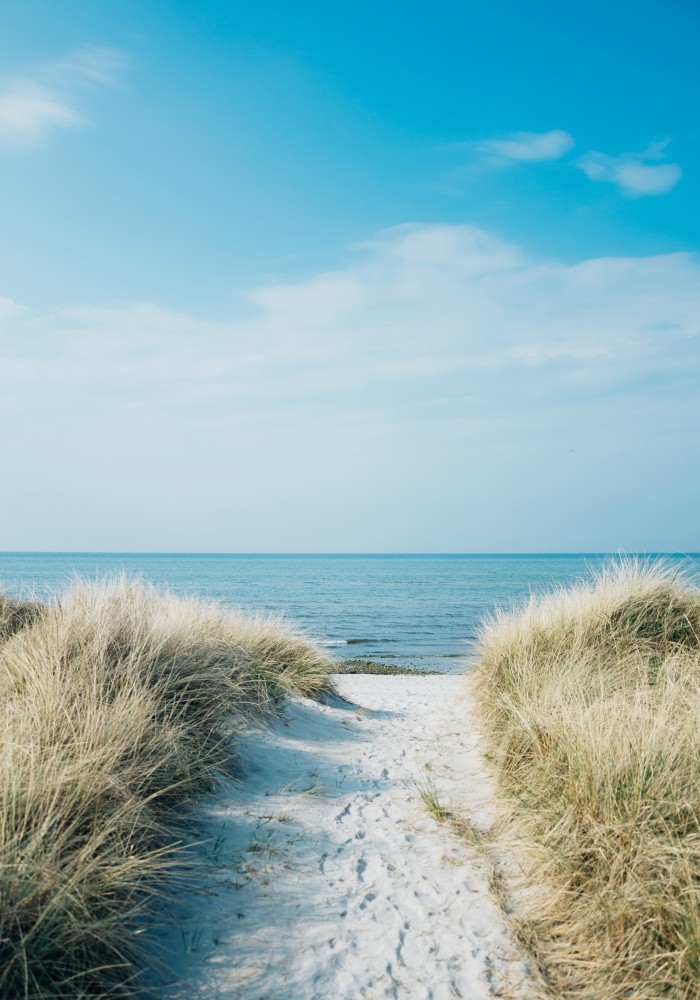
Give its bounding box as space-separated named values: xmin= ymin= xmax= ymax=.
xmin=578 ymin=140 xmax=682 ymax=197
xmin=0 ymin=296 xmax=25 ymax=322
xmin=2 ymin=224 xmax=698 ymax=418
xmin=1 ymin=223 xmax=698 ymax=550
xmin=0 ymin=45 xmax=127 ymax=149
xmin=474 ymin=129 xmax=574 ymax=163
xmin=0 ymin=82 xmax=84 ymax=146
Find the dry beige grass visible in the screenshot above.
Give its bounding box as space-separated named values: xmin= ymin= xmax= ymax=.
xmin=472 ymin=559 xmax=700 ymax=999
xmin=0 ymin=577 xmax=333 ymax=998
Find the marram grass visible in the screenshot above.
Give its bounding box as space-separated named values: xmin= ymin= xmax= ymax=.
xmin=0 ymin=578 xmax=333 ymax=998
xmin=472 ymin=559 xmax=700 ymax=999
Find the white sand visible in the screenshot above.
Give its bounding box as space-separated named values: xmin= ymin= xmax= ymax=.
xmin=150 ymin=675 xmax=531 ymax=999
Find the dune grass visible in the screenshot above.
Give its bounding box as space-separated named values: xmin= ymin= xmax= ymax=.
xmin=0 ymin=577 xmax=333 ymax=998
xmin=472 ymin=559 xmax=700 ymax=998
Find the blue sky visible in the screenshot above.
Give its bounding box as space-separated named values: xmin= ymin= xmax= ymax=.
xmin=0 ymin=0 xmax=698 ymax=551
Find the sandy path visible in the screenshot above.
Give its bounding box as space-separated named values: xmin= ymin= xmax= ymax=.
xmin=150 ymin=675 xmax=529 ymax=999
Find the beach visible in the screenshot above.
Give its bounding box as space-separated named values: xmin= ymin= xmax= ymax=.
xmin=5 ymin=561 xmax=698 ymax=998
xmin=149 ymin=674 xmax=532 ymax=999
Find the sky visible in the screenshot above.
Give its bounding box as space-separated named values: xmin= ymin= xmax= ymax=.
xmin=0 ymin=0 xmax=698 ymax=552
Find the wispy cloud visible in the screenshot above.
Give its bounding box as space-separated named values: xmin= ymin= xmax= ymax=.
xmin=2 ymin=223 xmax=698 ymax=549
xmin=0 ymin=297 xmax=24 ymax=322
xmin=578 ymin=139 xmax=682 ymax=197
xmin=0 ymin=45 xmax=128 ymax=150
xmin=473 ymin=129 xmax=574 ymax=164
xmin=0 ymin=83 xmax=84 ymax=146
xmin=3 ymin=224 xmax=698 ymax=418
xmin=50 ymin=45 xmax=128 ymax=87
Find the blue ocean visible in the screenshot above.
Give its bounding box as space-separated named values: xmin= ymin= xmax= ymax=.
xmin=1 ymin=553 xmax=698 ymax=673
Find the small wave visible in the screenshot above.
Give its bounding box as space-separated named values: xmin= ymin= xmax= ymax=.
xmin=320 ymin=639 xmax=349 ymax=647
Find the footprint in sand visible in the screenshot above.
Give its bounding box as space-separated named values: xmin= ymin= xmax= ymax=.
xmin=336 ymin=802 xmax=352 ymax=823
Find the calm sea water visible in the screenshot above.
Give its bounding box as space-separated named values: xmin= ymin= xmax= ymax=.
xmin=1 ymin=553 xmax=698 ymax=673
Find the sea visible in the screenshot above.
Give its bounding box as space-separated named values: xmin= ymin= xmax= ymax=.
xmin=1 ymin=553 xmax=698 ymax=674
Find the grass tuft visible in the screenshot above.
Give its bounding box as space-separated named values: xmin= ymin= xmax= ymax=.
xmin=472 ymin=558 xmax=700 ymax=999
xmin=416 ymin=775 xmax=453 ymax=823
xmin=0 ymin=576 xmax=333 ymax=998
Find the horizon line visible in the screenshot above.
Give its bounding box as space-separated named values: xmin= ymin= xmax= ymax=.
xmin=1 ymin=551 xmax=698 ymax=558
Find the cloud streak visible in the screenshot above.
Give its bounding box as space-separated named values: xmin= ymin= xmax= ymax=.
xmin=0 ymin=45 xmax=127 ymax=149
xmin=578 ymin=140 xmax=682 ymax=197
xmin=473 ymin=129 xmax=574 ymax=164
